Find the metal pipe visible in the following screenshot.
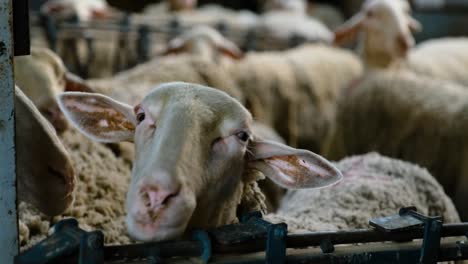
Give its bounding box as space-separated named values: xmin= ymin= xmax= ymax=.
xmin=0 ymin=0 xmax=19 ymax=262
xmin=102 ymin=223 xmax=468 ymax=261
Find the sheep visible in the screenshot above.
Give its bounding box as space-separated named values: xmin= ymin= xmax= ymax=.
xmin=334 ymin=0 xmax=468 ymax=88
xmin=306 ymin=2 xmax=345 ymax=30
xmin=40 ymin=0 xmax=112 ymax=22
xmin=333 ymin=0 xmax=421 ymax=70
xmin=55 ymin=82 xmax=458 ymax=243
xmin=407 ymin=37 xmax=468 ymax=87
xmin=14 ymin=47 xmax=94 ymax=132
xmin=143 ymin=0 xmax=198 ymax=14
xmin=322 ymin=70 xmax=468 ymax=220
xmin=226 ymin=44 xmax=362 ymax=151
xmin=14 ymin=86 xmax=75 ymax=217
xmin=161 ymin=25 xmax=244 ymax=62
xmin=258 ymin=0 xmax=333 ymax=44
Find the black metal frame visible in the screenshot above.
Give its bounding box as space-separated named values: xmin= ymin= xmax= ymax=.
xmin=15 ymin=207 xmax=468 ymax=264
xmin=32 ymin=12 xmax=321 ymax=79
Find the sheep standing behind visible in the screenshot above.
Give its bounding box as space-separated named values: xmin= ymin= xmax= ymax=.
xmin=323 ymin=70 xmax=468 ymax=220
xmin=259 ymin=0 xmax=333 ymax=44
xmin=55 ymin=83 xmax=458 ymax=244
xmin=306 ymin=2 xmax=344 ymax=30
xmin=333 ymin=0 xmax=421 ymax=70
xmin=407 ymin=37 xmax=468 ymax=87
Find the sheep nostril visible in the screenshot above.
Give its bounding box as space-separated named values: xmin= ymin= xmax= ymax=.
xmin=141 ymin=187 xmax=179 ymax=209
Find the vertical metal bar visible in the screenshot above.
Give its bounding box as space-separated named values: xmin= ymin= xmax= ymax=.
xmin=12 ymin=0 xmax=29 ymax=56
xmin=0 ymin=0 xmax=18 ymax=262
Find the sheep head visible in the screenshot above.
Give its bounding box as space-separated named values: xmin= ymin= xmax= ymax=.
xmin=16 ymin=87 xmax=75 ymax=216
xmin=57 ymin=82 xmax=342 ymax=241
xmin=161 ymin=26 xmax=244 ymax=61
xmin=15 ymin=47 xmax=94 ymax=133
xmin=334 ymin=0 xmax=421 ymax=68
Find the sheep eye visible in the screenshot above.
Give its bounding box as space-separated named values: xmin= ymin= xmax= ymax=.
xmin=236 ymin=131 xmax=250 ymax=142
xmin=137 ymin=112 xmax=145 ymax=124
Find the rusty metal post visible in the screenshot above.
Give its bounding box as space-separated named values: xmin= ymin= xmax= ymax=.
xmin=0 ymin=0 xmax=19 ymax=262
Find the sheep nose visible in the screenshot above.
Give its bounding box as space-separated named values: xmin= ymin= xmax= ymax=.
xmin=141 ymin=186 xmax=178 ymax=209
xmin=138 ymin=174 xmax=181 ymax=210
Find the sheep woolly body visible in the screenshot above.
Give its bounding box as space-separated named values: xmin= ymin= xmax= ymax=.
xmin=266 ymin=152 xmax=460 ymax=232
xmin=323 ymin=70 xmax=468 ymax=220
xmin=19 ymin=150 xmax=459 ymax=249
xmin=407 ymin=37 xmax=468 ymax=87
xmin=88 ymin=55 xmax=243 ymax=105
xmin=19 ymin=128 xmax=133 ymax=249
xmin=228 ymin=44 xmax=362 ymax=151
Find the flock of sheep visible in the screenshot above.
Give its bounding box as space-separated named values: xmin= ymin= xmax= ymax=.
xmin=14 ymin=0 xmax=468 ymax=253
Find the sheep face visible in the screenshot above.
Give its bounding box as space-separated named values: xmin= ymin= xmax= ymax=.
xmin=334 ymin=0 xmax=421 ymax=66
xmin=57 ymin=82 xmax=342 ymax=242
xmin=16 ymin=87 xmax=75 ymax=216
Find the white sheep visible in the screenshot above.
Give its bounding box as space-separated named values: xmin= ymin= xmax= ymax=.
xmin=143 ymin=0 xmax=198 ymax=14
xmin=161 ymin=25 xmax=244 ymax=61
xmin=55 ymin=82 xmax=458 ymax=243
xmin=259 ymin=0 xmax=333 ymax=44
xmin=15 ymin=86 xmax=75 ymax=216
xmin=407 ymin=37 xmax=468 ymax=87
xmin=333 ymin=0 xmax=421 ymax=69
xmin=323 ymin=70 xmax=468 ymax=220
xmin=40 ymin=0 xmax=111 ymax=22
xmin=334 ymin=0 xmax=468 ymax=88
xmin=306 ymin=2 xmax=345 ymax=30
xmin=226 ymin=43 xmax=362 ymax=150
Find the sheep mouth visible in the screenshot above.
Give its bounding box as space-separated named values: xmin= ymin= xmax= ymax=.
xmin=128 ymin=192 xmax=194 ymax=242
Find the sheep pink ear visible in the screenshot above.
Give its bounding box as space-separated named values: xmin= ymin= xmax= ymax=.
xmin=57 ymin=92 xmax=136 ymax=143
xmin=65 ymin=72 xmax=95 ymax=93
xmin=409 ymin=17 xmax=422 ymax=33
xmin=248 ymin=140 xmax=343 ymax=189
xmin=217 ymin=41 xmax=244 ymax=60
xmin=333 ymin=13 xmax=366 ymax=45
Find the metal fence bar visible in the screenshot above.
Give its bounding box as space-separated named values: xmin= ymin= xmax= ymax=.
xmin=0 ymin=0 xmax=19 ymax=262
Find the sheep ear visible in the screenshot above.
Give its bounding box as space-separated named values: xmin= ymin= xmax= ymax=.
xmin=57 ymin=92 xmax=136 ymax=143
xmin=333 ymin=12 xmax=366 ymax=45
xmin=65 ymin=72 xmax=95 ymax=93
xmin=409 ymin=17 xmax=422 ymax=33
xmin=217 ymin=40 xmax=244 ymax=60
xmin=248 ymin=140 xmax=343 ymax=189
